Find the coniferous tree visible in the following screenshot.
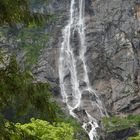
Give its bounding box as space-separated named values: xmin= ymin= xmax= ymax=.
xmin=0 ymin=54 xmax=57 ymax=122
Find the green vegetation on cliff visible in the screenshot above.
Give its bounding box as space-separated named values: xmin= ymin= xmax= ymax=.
xmin=0 ymin=0 xmax=51 ymax=26
xmin=102 ymin=115 xmax=140 ymax=133
xmin=0 ymin=0 xmax=58 ymax=70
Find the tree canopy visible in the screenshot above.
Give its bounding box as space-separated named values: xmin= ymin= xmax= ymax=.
xmin=0 ymin=54 xmax=57 ymax=122
xmin=0 ymin=118 xmax=75 ymax=140
xmin=15 ymin=118 xmax=75 ymax=140
xmin=0 ymin=0 xmax=51 ymax=26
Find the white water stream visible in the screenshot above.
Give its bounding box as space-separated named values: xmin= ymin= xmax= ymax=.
xmin=59 ymin=0 xmax=108 ymax=139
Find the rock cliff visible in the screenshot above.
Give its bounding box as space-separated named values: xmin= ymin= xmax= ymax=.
xmin=33 ymin=0 xmax=140 ymax=139
xmin=34 ymin=0 xmax=140 ymax=115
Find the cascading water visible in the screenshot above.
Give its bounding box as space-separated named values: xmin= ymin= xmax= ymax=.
xmin=59 ymin=0 xmax=108 ymax=139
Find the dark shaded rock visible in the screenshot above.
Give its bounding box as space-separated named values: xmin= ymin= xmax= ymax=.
xmin=71 ymin=29 xmax=80 ymax=57
xmin=105 ymin=127 xmax=138 ymax=140
xmin=79 ymin=81 xmax=87 ymax=89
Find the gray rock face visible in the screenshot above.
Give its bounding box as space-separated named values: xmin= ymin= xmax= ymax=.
xmin=32 ymin=0 xmax=69 ymax=96
xmin=86 ymin=0 xmax=140 ymax=116
xmin=34 ymin=0 xmax=140 ymax=120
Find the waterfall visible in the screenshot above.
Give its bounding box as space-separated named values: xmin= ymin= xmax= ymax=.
xmin=59 ymin=0 xmax=108 ymax=139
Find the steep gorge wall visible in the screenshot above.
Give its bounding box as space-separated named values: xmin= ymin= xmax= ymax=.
xmin=33 ymin=0 xmax=140 ymax=119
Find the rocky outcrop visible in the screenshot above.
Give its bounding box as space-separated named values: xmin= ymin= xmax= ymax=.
xmin=34 ymin=0 xmax=140 ymax=116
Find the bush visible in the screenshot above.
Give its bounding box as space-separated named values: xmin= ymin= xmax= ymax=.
xmin=14 ymin=118 xmax=75 ymax=140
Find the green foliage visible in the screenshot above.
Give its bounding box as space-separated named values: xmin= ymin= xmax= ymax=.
xmin=0 ymin=0 xmax=52 ymax=26
xmin=0 ymin=118 xmax=76 ymax=140
xmin=56 ymin=110 xmax=88 ymax=140
xmin=0 ymin=48 xmax=88 ymax=140
xmin=0 ymin=21 xmax=53 ymax=69
xmin=0 ymin=49 xmax=4 ymax=62
xmin=0 ymin=116 xmax=88 ymax=140
xmin=15 ymin=27 xmax=51 ymax=68
xmin=14 ymin=118 xmax=75 ymax=140
xmin=0 ymin=118 xmax=18 ymax=140
xmin=102 ymin=115 xmax=140 ymax=132
xmin=0 ymin=0 xmax=58 ymax=69
xmin=0 ymin=54 xmax=57 ymax=122
xmin=128 ymin=133 xmax=140 ymax=140
xmin=63 ymin=117 xmax=88 ymax=140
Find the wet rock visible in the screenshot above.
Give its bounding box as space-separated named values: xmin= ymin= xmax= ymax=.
xmin=79 ymin=81 xmax=87 ymax=89
xmin=71 ymin=29 xmax=80 ymax=56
